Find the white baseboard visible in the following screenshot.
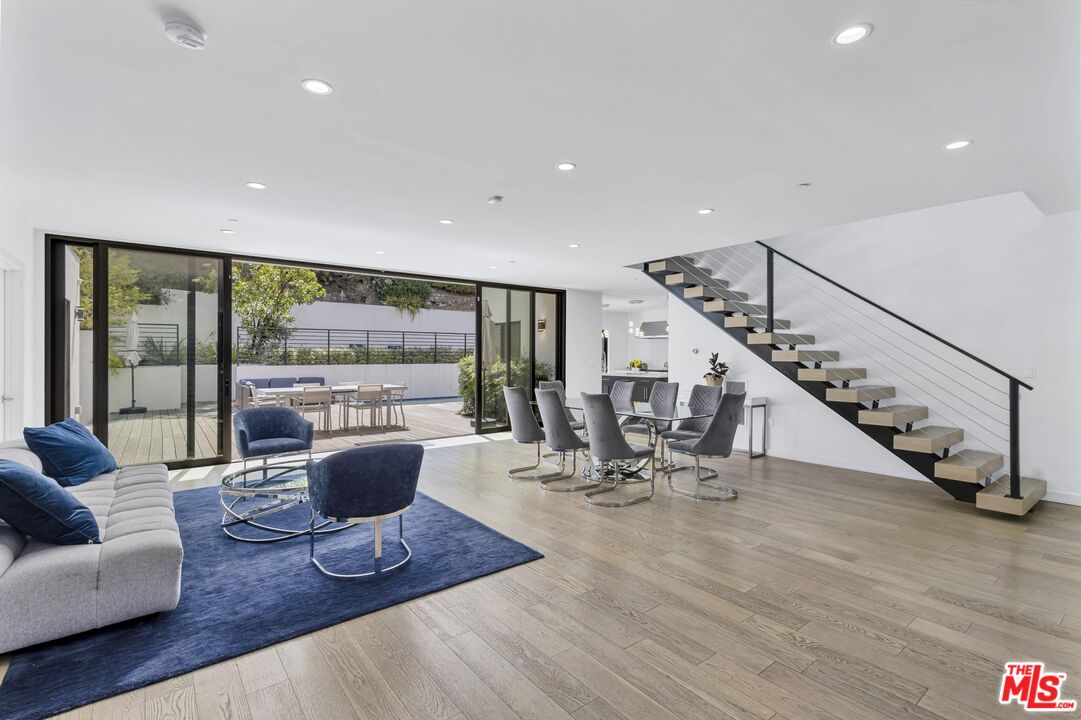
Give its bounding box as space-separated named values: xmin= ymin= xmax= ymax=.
xmin=1043 ymin=491 xmax=1081 ymax=507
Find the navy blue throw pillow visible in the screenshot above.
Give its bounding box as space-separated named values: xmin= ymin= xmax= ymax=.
xmin=0 ymin=460 xmax=100 ymax=544
xmin=23 ymin=418 xmax=118 ymax=487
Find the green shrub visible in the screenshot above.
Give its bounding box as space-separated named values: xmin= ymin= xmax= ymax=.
xmin=456 ymin=354 xmax=554 ymax=422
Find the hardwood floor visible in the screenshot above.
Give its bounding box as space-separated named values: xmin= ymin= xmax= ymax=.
xmin=106 ymin=401 xmax=472 ymax=466
xmin=9 ymin=439 xmax=1081 ymax=719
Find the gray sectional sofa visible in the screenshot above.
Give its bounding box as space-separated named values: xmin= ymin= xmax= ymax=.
xmin=0 ymin=443 xmax=183 ymax=654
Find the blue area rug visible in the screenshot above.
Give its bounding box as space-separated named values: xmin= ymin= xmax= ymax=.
xmin=0 ymin=484 xmax=542 ymax=720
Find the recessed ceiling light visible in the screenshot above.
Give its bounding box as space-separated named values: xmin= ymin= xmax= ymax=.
xmin=508 ymin=260 xmax=516 ymax=264
xmin=300 ymin=78 xmax=333 ymax=96
xmin=568 ymin=243 xmax=580 ymax=248
xmin=438 ymin=219 xmax=455 ymax=225
xmin=833 ymin=24 xmax=872 ymax=45
xmin=698 ymin=208 xmax=714 ymax=215
xmin=220 ymin=229 xmax=235 ymax=234
xmin=944 ymin=139 xmax=972 ymax=150
xmin=629 ymin=299 xmax=644 ymax=305
xmin=227 ymin=218 xmax=240 ymax=222
xmin=557 ymin=162 xmax=576 ymax=171
xmin=487 ymin=195 xmax=503 ymax=204
xmin=796 ymin=182 xmax=812 ymax=188
xmin=245 ymin=182 xmax=267 ymax=190
xmin=488 ymin=265 xmax=497 ymax=269
xmin=375 ymin=250 xmax=385 ymax=254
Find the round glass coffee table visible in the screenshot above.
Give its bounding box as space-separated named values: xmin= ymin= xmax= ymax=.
xmin=219 ymin=462 xmax=352 ymax=543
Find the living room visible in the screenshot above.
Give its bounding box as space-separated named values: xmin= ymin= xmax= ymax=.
xmin=1 ymin=2 xmax=1080 ymax=719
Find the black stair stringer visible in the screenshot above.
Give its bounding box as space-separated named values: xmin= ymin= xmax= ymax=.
xmin=644 ymin=262 xmax=979 ymax=503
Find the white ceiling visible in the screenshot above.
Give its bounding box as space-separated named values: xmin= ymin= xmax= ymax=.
xmin=1 ymin=1 xmax=1077 ymax=296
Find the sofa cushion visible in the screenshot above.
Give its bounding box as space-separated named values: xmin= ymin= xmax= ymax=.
xmin=23 ymin=418 xmax=118 ymax=486
xmin=0 ymin=460 xmax=100 ymax=544
xmin=0 ymin=442 xmax=44 ymax=473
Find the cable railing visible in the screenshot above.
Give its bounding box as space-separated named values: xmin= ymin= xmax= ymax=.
xmin=677 ymin=240 xmax=1031 ymax=499
xmin=235 ymin=326 xmax=475 ymax=366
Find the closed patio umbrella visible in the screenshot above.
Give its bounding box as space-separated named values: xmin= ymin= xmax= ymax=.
xmin=119 ymin=312 xmax=147 ymax=415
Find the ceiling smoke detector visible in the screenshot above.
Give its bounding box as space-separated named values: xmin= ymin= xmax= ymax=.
xmin=164 ymin=18 xmax=207 ymax=50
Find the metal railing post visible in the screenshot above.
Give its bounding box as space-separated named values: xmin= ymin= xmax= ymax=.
xmin=283 ymin=332 xmax=288 ymax=365
xmin=765 ymin=248 xmax=775 ymax=333
xmin=401 ymin=331 xmax=406 ymax=363
xmin=366 ymin=331 xmax=370 ymax=364
xmin=1008 ymin=379 xmax=1021 ymax=498
xmin=327 ymin=329 xmax=331 ymax=364
xmin=434 ymin=333 xmax=439 ymax=363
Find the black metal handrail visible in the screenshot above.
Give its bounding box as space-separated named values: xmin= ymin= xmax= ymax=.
xmin=757 ymin=240 xmax=1030 ymax=499
xmin=235 ymin=326 xmax=475 ymax=365
xmin=758 ymin=241 xmax=1032 ymax=390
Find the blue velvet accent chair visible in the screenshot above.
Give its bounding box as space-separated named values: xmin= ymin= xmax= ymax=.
xmin=306 ymin=444 xmax=424 ymax=579
xmin=297 ymin=376 xmax=325 ymax=385
xmin=233 ymin=407 xmax=314 ymax=467
xmin=267 ymin=377 xmax=298 ymax=388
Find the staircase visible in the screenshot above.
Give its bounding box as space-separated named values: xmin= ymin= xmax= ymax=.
xmin=645 ymin=249 xmax=1045 ymax=516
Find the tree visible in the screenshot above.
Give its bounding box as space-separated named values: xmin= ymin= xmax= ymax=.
xmin=378 ymin=279 xmax=432 ymax=319
xmin=232 ymin=263 xmax=325 ymax=360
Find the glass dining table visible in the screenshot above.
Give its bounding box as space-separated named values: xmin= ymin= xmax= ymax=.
xmin=563 ymin=400 xmax=714 ymax=476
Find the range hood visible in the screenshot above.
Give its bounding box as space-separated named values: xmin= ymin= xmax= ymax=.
xmin=635 ymin=320 xmax=669 ymax=339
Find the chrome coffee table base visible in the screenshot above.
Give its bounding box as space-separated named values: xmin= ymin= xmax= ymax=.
xmin=220 ymin=461 xmax=354 ymax=543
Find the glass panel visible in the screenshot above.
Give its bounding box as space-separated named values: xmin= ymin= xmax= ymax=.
xmin=534 ymin=292 xmax=558 ymax=386
xmin=478 ymin=286 xmax=508 ymax=429
xmin=508 ymin=289 xmax=531 ymax=392
xmin=64 ymin=245 xmax=94 ymax=430
xmin=106 ymin=249 xmax=222 ymax=465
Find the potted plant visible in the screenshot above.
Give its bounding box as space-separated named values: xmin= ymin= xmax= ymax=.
xmin=629 ymin=359 xmax=644 ymax=371
xmin=703 ymin=353 xmax=729 ymax=386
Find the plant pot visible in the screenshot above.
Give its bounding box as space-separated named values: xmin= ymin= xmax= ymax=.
xmin=703 ymin=375 xmax=725 ymax=387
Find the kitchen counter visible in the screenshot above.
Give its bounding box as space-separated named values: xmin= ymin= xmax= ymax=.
xmin=602 ymin=370 xmax=669 ymax=379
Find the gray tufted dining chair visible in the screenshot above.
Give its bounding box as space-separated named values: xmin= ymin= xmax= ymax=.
xmin=503 ymin=386 xmax=562 ymax=481
xmin=538 ymin=380 xmax=585 ymax=431
xmin=535 ymin=390 xmax=598 ymax=492
xmin=666 ymin=391 xmax=745 ymax=501
xmin=623 ymin=381 xmax=679 ymax=445
xmin=580 ymin=392 xmax=656 ymax=507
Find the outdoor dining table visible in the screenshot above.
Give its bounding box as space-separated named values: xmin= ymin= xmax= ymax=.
xmin=256 ymin=384 xmax=405 ymax=430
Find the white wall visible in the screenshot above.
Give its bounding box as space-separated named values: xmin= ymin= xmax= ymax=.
xmin=668 ymin=192 xmax=1081 ymax=502
xmin=0 ymin=182 xmax=40 ymax=438
xmin=287 ymin=300 xmax=473 ymax=334
xmin=564 ymin=290 xmax=602 ymax=398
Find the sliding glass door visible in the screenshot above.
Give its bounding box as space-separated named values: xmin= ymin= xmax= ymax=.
xmin=475 ymin=285 xmax=564 ymax=433
xmin=46 ymin=240 xmax=229 ymax=468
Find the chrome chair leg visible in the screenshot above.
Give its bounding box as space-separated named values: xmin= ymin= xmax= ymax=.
xmin=666 ymin=453 xmax=736 ymax=501
xmin=585 ymin=456 xmax=655 ymax=506
xmin=540 ymin=451 xmax=602 ymax=492
xmin=508 ymin=443 xmax=565 ymax=481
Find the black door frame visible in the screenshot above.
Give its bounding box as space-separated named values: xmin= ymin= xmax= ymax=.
xmin=45 ymin=235 xmax=232 ymax=470
xmin=473 ymin=284 xmax=566 ymax=434
xmin=45 ymin=234 xmax=566 ymax=464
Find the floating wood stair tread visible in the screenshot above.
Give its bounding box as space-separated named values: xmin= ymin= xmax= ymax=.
xmin=976 ymin=475 xmax=1045 ymax=515
xmin=648 ymin=260 xmax=685 ymax=273
xmin=746 ymin=332 xmax=815 ymax=346
xmin=726 ymin=316 xmax=791 ymax=330
xmin=703 ymin=299 xmax=768 ymax=315
xmin=773 ymin=349 xmax=840 ymax=363
xmin=798 ymin=367 xmax=867 ymax=382
xmin=893 ymin=426 xmax=964 ymax=454
xmin=826 ymin=385 xmax=896 ymax=403
xmin=665 ymin=273 xmax=695 ymax=287
xmin=684 ymin=284 xmax=731 ymax=300
xmin=858 ymin=404 xmax=929 ymax=427
xmin=935 ymin=449 xmax=1005 ymax=483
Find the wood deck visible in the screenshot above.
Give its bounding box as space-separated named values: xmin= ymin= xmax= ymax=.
xmin=16 ymin=441 xmax=1081 ymax=720
xmin=107 ymin=401 xmax=473 ymax=466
